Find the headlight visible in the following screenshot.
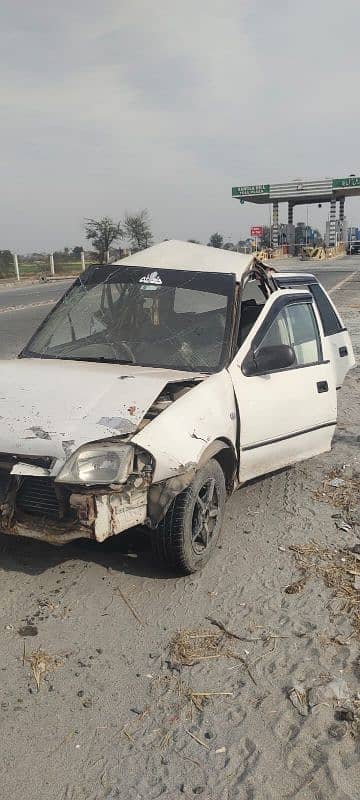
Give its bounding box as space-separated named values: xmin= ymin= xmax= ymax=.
xmin=55 ymin=443 xmax=134 ymax=486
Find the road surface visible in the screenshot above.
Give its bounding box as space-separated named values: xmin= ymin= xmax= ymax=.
xmin=0 ymin=279 xmax=72 ymax=358
xmin=0 ymin=257 xmax=359 ymax=359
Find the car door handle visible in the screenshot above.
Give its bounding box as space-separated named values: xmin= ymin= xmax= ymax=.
xmin=317 ymin=381 xmax=328 ymax=393
xmin=339 ymin=346 xmax=348 ymax=357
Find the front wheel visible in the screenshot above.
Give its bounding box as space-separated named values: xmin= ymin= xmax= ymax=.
xmin=152 ymin=459 xmax=226 ymax=574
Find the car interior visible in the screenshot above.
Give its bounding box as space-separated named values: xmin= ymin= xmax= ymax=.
xmin=237 ymin=276 xmax=268 ymax=346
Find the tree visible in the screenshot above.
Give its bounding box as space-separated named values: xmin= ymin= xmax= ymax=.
xmin=187 ymin=238 xmax=201 ymax=244
xmin=223 ymin=242 xmax=234 ymax=250
xmin=208 ymin=233 xmax=223 ymax=248
xmin=0 ymin=250 xmax=14 ymax=278
xmin=84 ymin=217 xmax=123 ymax=262
xmin=72 ymin=245 xmax=83 ymax=258
xmin=124 ymin=209 xmax=153 ymax=252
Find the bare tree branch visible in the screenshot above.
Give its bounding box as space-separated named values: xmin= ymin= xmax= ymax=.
xmin=84 ymin=217 xmax=123 ymax=263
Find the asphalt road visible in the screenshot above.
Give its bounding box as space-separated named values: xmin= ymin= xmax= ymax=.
xmin=0 ymin=257 xmax=359 ymax=359
xmin=0 ymin=278 xmax=73 ymax=358
xmin=270 ymin=253 xmax=360 ymax=289
xmin=0 ymin=278 xmax=72 ymax=311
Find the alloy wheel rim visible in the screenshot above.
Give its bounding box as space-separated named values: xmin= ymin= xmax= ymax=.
xmin=191 ymin=478 xmax=219 ymax=554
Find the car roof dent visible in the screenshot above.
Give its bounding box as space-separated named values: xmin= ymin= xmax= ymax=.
xmin=114 ymin=239 xmax=256 ymax=282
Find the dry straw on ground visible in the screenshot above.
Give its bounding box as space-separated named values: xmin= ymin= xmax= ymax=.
xmin=313 ymin=469 xmax=360 ymax=515
xmin=290 ymin=542 xmax=360 ymax=636
xmin=24 ymin=647 xmax=62 ymax=691
xmin=170 ymin=626 xmax=257 ymax=684
xmin=170 ymin=629 xmax=224 ymax=666
xmin=121 ymin=674 xmax=233 ymax=750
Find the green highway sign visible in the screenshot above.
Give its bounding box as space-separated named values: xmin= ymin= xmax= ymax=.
xmin=333 ymin=177 xmax=360 ymax=189
xmin=232 ymin=184 xmax=270 ymax=197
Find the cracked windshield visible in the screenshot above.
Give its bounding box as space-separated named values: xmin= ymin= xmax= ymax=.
xmin=22 ymin=269 xmax=233 ymax=372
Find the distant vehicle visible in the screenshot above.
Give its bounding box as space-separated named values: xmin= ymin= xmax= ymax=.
xmin=347 ymin=240 xmax=360 ymax=255
xmin=0 ymin=241 xmax=355 ymax=573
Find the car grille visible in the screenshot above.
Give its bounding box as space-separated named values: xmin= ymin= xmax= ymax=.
xmin=16 ymin=477 xmax=72 ymax=521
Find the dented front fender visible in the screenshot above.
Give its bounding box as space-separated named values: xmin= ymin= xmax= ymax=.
xmin=133 ymin=370 xmax=237 ymax=483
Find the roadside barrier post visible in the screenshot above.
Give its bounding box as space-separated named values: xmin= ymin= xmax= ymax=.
xmin=13 ymin=253 xmax=20 ymax=281
xmin=81 ymin=251 xmax=86 ymax=271
xmin=50 ymin=253 xmax=55 ymax=276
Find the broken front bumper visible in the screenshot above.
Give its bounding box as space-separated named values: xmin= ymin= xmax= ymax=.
xmin=0 ymin=472 xmax=148 ymax=545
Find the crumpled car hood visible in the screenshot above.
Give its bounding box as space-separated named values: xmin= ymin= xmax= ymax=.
xmin=0 ymin=358 xmax=199 ymax=462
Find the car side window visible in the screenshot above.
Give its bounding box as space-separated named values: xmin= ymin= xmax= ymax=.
xmin=258 ymin=308 xmax=290 ymax=349
xmin=277 ymin=280 xmax=343 ymax=336
xmin=285 ymin=303 xmax=321 ymax=364
xmin=259 ymin=302 xmax=321 ymax=367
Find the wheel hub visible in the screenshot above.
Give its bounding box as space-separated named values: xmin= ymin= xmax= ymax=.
xmin=191 ymin=478 xmax=219 ymax=554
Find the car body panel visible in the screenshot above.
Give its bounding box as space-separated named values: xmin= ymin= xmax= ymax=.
xmin=323 ymin=330 xmax=355 ymax=387
xmin=133 ymin=369 xmax=237 ymax=483
xmin=274 ymin=273 xmax=355 ymax=387
xmin=115 ymin=238 xmax=255 ymax=281
xmin=0 ymin=358 xmax=202 ymax=465
xmin=228 ymin=289 xmax=338 ymax=483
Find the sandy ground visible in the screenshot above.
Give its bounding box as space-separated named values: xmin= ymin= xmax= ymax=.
xmin=0 ymin=276 xmax=359 ymax=800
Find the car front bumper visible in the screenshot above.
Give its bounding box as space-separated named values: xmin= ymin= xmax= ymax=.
xmin=0 ymin=473 xmax=148 ymax=545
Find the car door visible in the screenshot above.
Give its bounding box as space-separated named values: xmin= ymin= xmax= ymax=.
xmin=228 ymin=290 xmax=338 ymax=485
xmin=305 ymin=282 xmax=355 ymax=388
xmin=275 ymin=276 xmax=355 ymax=388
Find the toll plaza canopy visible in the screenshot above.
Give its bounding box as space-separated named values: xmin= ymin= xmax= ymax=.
xmin=232 ymin=177 xmax=360 ymax=205
xmin=232 ymin=176 xmax=360 ymax=249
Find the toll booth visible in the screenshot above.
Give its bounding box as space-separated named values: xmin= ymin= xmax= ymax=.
xmin=232 ymin=177 xmax=360 ymax=253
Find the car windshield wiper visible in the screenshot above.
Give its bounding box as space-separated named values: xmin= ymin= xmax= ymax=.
xmin=19 ymin=352 xmax=134 ymax=365
xmin=61 ymin=356 xmax=134 ymax=364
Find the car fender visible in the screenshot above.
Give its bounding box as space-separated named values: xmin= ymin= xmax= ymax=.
xmin=132 ymin=369 xmax=237 ymax=484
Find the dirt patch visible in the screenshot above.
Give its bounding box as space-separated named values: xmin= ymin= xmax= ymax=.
xmin=18 ymin=624 xmax=38 ymax=637
xmin=170 ymin=629 xmax=224 ymax=666
xmin=24 ymin=647 xmax=63 ymax=691
xmin=290 ymin=542 xmax=360 ymax=636
xmin=313 ymin=468 xmax=360 ymax=516
xmin=121 ymin=673 xmax=233 ymax=755
xmin=170 ymin=626 xmax=257 ymax=684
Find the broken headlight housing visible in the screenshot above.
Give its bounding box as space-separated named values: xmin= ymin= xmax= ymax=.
xmin=55 ymin=442 xmax=134 ymax=486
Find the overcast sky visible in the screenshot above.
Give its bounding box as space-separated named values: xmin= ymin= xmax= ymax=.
xmin=1 ymin=0 xmax=360 ymax=252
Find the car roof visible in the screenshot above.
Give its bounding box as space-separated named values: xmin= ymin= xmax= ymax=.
xmin=114 ymin=239 xmax=256 ymax=282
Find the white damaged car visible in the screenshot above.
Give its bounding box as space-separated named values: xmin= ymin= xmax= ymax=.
xmin=0 ymin=241 xmax=355 ymax=573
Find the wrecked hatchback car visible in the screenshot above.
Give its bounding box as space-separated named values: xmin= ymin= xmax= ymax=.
xmin=0 ymin=240 xmax=355 ymax=573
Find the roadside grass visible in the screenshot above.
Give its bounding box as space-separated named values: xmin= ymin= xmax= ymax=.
xmin=17 ymin=261 xmax=91 ymax=278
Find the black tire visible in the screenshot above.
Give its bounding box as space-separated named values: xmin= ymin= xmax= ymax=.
xmin=152 ymin=459 xmax=226 ymax=574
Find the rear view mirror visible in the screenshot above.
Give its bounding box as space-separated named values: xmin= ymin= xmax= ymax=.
xmin=242 ymin=344 xmax=296 ymax=376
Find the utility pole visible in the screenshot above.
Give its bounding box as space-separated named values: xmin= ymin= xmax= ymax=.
xmin=13 ymin=253 xmax=20 ymax=281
